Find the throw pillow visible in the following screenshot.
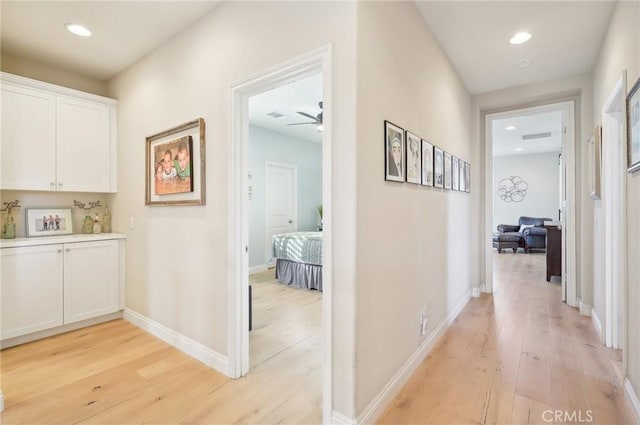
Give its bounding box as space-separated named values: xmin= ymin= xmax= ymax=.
xmin=519 ymin=224 xmax=534 ymax=233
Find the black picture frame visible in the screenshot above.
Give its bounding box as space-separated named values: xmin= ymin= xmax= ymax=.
xmin=434 ymin=147 xmax=444 ymax=188
xmin=384 ymin=120 xmax=405 ymax=182
xmin=452 ymin=156 xmax=459 ymax=191
xmin=444 ymin=152 xmax=452 ymax=190
xmin=421 ymin=139 xmax=434 ymax=187
xmin=405 ymin=131 xmax=422 ymax=184
xmin=464 ymin=162 xmax=471 ymax=193
xmin=627 ymin=76 xmax=640 ymax=173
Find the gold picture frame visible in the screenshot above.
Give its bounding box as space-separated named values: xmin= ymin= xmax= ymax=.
xmin=145 ymin=118 xmax=206 ymax=206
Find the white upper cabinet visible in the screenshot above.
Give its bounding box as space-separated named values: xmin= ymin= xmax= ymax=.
xmin=0 ymin=72 xmax=117 ymax=193
xmin=0 ymin=84 xmax=57 ymax=190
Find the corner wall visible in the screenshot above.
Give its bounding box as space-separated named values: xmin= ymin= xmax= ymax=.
xmin=355 ymin=1 xmax=474 ymax=416
xmin=591 ymin=0 xmax=640 ymax=407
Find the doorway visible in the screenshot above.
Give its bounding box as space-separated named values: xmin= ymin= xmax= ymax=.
xmin=229 ymin=45 xmax=332 ymax=421
xmin=264 ymin=161 xmax=298 ymax=267
xmin=484 ymin=101 xmax=576 ymax=305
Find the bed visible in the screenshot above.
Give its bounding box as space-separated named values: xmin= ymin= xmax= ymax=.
xmin=270 ymin=231 xmax=323 ymax=291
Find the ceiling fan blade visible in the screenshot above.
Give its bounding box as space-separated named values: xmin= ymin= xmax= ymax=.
xmin=287 ymin=122 xmax=316 ymax=126
xmin=296 ymin=111 xmax=318 ymax=121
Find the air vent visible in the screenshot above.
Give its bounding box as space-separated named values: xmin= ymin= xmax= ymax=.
xmin=522 ymin=132 xmax=552 ymax=140
xmin=267 ymin=111 xmax=285 ymax=118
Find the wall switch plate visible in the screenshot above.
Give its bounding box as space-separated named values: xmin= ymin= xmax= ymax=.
xmin=129 ymin=217 xmax=135 ymax=229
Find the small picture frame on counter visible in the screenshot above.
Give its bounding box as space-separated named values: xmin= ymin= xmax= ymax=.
xmin=26 ymin=208 xmax=74 ymax=237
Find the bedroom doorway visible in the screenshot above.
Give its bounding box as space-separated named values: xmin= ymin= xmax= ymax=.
xmin=230 ymin=45 xmax=332 ymax=422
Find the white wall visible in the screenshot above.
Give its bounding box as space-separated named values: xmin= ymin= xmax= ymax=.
xmin=107 ymin=1 xmax=358 ymax=418
xmin=492 ymin=152 xmax=560 ymax=231
xmin=355 ymin=1 xmax=474 ymax=415
xmin=248 ymin=125 xmax=322 ymax=269
xmin=591 ymin=0 xmax=640 ymax=402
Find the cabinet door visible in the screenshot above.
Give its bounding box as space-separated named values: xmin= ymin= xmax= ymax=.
xmin=1 ymin=245 xmax=64 ymax=339
xmin=0 ymin=83 xmax=56 ymax=190
xmin=63 ymin=240 xmax=119 ymax=324
xmin=56 ymin=96 xmax=114 ymax=192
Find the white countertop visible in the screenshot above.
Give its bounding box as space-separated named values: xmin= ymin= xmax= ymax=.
xmin=0 ymin=233 xmax=126 ymax=248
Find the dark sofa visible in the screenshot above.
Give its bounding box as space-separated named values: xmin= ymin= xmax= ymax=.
xmin=497 ymin=216 xmax=551 ymax=253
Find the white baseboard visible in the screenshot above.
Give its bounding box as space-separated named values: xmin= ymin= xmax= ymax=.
xmin=0 ymin=311 xmax=123 ymax=349
xmin=591 ymin=308 xmax=603 ymax=342
xmin=356 ymin=288 xmax=472 ymax=425
xmin=332 ymin=410 xmax=356 ymax=425
xmin=624 ymin=378 xmax=640 ymax=423
xmin=579 ymin=299 xmax=592 ymax=316
xmin=249 ymin=264 xmax=268 ymax=274
xmin=0 ymin=390 xmax=4 ymax=412
xmin=123 ymin=308 xmax=231 ymax=378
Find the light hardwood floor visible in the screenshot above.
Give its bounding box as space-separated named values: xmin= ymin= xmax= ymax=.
xmin=0 ymin=270 xmax=322 ymax=424
xmin=379 ymin=252 xmax=637 ymax=425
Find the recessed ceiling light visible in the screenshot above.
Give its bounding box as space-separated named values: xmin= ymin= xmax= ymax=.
xmin=505 ymin=125 xmax=516 ymax=131
xmin=65 ymin=23 xmax=92 ymax=37
xmin=515 ymin=147 xmax=523 ymax=152
xmin=510 ymin=32 xmax=531 ymax=45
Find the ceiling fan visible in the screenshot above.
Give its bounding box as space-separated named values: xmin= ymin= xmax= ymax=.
xmin=287 ymin=101 xmax=323 ymax=130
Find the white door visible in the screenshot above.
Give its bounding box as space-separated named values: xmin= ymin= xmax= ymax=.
xmin=63 ymin=240 xmax=119 ymax=324
xmin=1 ymin=245 xmax=64 ymax=340
xmin=265 ymin=161 xmax=297 ymax=266
xmin=0 ymin=83 xmax=56 ymax=191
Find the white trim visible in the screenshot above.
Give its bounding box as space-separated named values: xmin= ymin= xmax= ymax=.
xmin=249 ymin=264 xmax=268 ymax=274
xmin=624 ymin=378 xmax=640 ymax=423
xmin=0 ymin=390 xmax=4 ymax=412
xmin=0 ymin=311 xmax=122 ymax=349
xmin=602 ymin=72 xmax=627 ymax=350
xmin=123 ymin=308 xmax=231 ymax=377
xmin=579 ymin=299 xmax=592 ymax=316
xmin=484 ymin=101 xmax=576 ymax=304
xmin=472 ymin=286 xmax=482 ymax=298
xmin=229 ymin=44 xmax=333 ymax=422
xmin=591 ymin=308 xmax=604 ymax=343
xmin=356 ymin=289 xmax=472 ymax=425
xmin=331 ymin=411 xmax=357 ymax=425
xmin=1 ymin=71 xmax=117 ymax=105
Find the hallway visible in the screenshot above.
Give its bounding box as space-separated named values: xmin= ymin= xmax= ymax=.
xmin=379 ymin=252 xmax=636 ymax=424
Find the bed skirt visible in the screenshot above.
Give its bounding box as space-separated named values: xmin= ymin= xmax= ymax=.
xmin=275 ymin=259 xmax=323 ymax=291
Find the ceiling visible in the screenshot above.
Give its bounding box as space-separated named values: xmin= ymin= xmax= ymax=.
xmin=492 ymin=110 xmax=562 ymax=157
xmin=0 ymin=1 xmax=615 ymax=144
xmin=249 ymin=73 xmax=323 ymax=144
xmin=415 ymin=1 xmax=615 ymax=94
xmin=0 ymin=1 xmax=219 ymax=80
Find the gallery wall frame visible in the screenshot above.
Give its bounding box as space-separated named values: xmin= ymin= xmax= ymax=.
xmin=452 ymin=156 xmax=459 ymax=191
xmin=434 ymin=146 xmax=444 ymax=188
xmin=421 ymin=140 xmax=434 ymax=187
xmin=627 ymin=76 xmax=640 ymax=173
xmin=405 ymin=131 xmax=422 ymax=184
xmin=145 ymin=118 xmax=206 ymax=206
xmin=444 ymin=152 xmax=452 ymax=190
xmin=384 ymin=120 xmax=405 ymax=182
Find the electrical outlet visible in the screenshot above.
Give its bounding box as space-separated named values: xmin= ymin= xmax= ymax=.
xmin=419 ymin=306 xmax=428 ymax=336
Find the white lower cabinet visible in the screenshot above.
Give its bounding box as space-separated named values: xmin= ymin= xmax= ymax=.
xmin=1 ymin=238 xmax=122 ymax=341
xmin=1 ymin=245 xmax=64 ymax=339
xmin=63 ymin=240 xmax=119 ymax=324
